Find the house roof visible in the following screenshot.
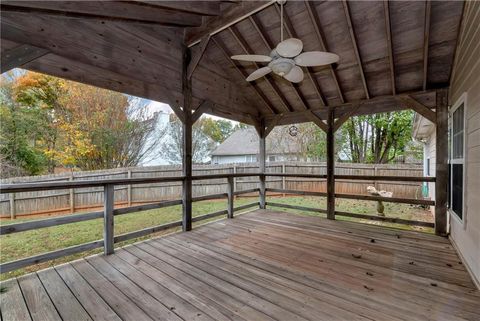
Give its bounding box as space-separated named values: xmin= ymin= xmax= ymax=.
xmin=412 ymin=113 xmax=435 ymax=141
xmin=211 ymin=127 xmax=302 ymax=156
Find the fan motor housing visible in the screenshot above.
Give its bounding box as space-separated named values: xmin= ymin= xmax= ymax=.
xmin=268 ymin=58 xmax=295 ymax=76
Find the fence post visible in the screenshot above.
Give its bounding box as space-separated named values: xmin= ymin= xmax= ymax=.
xmin=374 ymin=166 xmax=378 ymax=190
xmin=103 ymin=184 xmax=114 ymax=255
xmin=127 ymin=170 xmax=132 ymax=207
xmin=9 ymin=193 xmax=15 ymax=219
xmin=282 ymin=163 xmax=286 ymax=197
xmin=69 ymin=175 xmax=75 ymax=213
xmin=227 ymin=176 xmax=234 ymax=218
xmin=232 ymin=164 xmax=237 ymax=199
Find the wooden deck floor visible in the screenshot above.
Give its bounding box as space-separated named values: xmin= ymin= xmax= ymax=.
xmin=1 ymin=210 xmax=479 ymax=321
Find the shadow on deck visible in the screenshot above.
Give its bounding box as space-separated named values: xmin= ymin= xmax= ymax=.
xmin=1 ymin=210 xmax=479 ymax=321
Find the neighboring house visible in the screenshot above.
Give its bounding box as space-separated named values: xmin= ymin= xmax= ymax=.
xmin=413 ymin=6 xmax=480 ymax=287
xmin=211 ymin=127 xmax=307 ymax=164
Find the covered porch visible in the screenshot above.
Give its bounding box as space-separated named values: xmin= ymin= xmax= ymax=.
xmin=1 ymin=1 xmax=480 ymax=320
xmin=2 ymin=210 xmax=479 ymax=321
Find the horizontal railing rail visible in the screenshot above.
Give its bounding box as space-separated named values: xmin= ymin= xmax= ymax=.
xmin=0 ymin=171 xmax=436 ymax=274
xmin=264 ymin=172 xmax=435 ymax=228
xmin=0 ymin=174 xmax=263 ymax=274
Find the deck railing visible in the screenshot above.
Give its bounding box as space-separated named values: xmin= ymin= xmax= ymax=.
xmin=0 ymin=173 xmax=434 ymax=273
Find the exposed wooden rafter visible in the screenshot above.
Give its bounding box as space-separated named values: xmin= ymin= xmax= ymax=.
xmin=383 ymin=1 xmax=396 ymax=95
xmin=248 ymin=15 xmax=310 ymax=111
xmin=228 ymin=25 xmax=293 ymax=113
xmin=1 ymin=44 xmax=48 ymax=73
xmin=0 ymin=1 xmax=204 ymax=27
xmin=277 ymin=3 xmax=329 ymax=106
xmin=303 ymin=1 xmax=344 ymax=104
xmin=423 ymin=1 xmax=432 ymax=91
xmin=342 ymin=0 xmax=370 ymax=99
xmin=134 ymin=1 xmax=221 ymax=16
xmin=211 ymin=36 xmax=280 ymax=115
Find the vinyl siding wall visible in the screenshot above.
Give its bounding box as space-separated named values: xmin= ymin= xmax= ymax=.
xmin=448 ymin=1 xmax=480 ymax=288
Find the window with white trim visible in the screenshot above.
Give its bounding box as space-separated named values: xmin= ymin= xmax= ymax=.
xmin=449 ymin=97 xmax=466 ymax=221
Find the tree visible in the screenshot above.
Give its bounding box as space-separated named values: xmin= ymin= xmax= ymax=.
xmin=0 ymin=72 xmax=58 ymax=175
xmin=1 ymin=71 xmax=163 ymax=175
xmin=339 ymin=111 xmax=415 ymax=163
xmin=197 ymin=118 xmax=235 ymax=144
xmin=159 ymin=115 xmax=215 ymax=164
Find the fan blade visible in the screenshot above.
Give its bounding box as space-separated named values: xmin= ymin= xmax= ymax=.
xmin=276 ymin=38 xmax=303 ymax=58
xmin=294 ymin=51 xmax=339 ymax=67
xmin=231 ymin=54 xmax=272 ymax=62
xmin=283 ymin=66 xmax=304 ymax=83
xmin=246 ymin=67 xmax=272 ymax=81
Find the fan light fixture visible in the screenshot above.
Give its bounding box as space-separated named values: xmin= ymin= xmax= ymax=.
xmin=230 ymin=0 xmax=339 ymax=84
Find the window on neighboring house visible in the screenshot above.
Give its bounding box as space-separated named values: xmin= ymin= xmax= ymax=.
xmin=245 ymin=155 xmax=257 ymax=162
xmin=449 ymin=97 xmax=465 ymax=221
xmin=426 ymin=158 xmax=430 ymax=176
xmin=268 ymin=155 xmax=276 ymax=162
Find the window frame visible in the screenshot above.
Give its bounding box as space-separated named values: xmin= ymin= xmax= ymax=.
xmin=449 ymin=93 xmax=467 ymax=225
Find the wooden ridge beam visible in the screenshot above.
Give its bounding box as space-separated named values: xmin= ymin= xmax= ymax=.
xmin=228 ymin=25 xmax=293 ymax=113
xmin=278 ymin=2 xmax=329 ymax=105
xmin=187 ymin=35 xmax=211 ymax=80
xmin=398 ymin=96 xmax=436 ymax=124
xmin=249 ymin=15 xmax=310 ymax=111
xmin=342 ymin=0 xmax=369 ymax=99
xmin=1 ymin=44 xmax=48 ymax=73
xmin=186 ymin=1 xmax=275 ymax=46
xmin=211 ymin=36 xmax=279 ymax=115
xmin=383 ymin=1 xmax=396 ymax=95
xmin=423 ymin=1 xmax=432 ymax=91
xmin=302 ymin=1 xmax=343 ymax=104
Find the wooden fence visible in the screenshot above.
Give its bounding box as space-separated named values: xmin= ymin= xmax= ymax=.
xmin=0 ymin=162 xmax=424 ymax=219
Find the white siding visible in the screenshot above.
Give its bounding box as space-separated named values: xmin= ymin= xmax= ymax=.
xmin=425 ymin=131 xmax=436 ymax=213
xmin=212 ymin=155 xmax=254 ymax=164
xmin=449 ymin=1 xmax=480 ymax=288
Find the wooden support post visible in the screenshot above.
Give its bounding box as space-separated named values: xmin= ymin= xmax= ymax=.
xmin=227 ymin=176 xmax=234 ymax=219
xmin=326 ymin=109 xmax=335 ymax=220
xmin=233 ymin=164 xmax=237 ymax=200
xmin=182 ymin=45 xmax=193 ymax=232
xmin=127 ymin=170 xmax=132 ymax=207
xmin=259 ymin=123 xmax=266 ymax=209
xmin=69 ymin=175 xmax=75 ymax=213
xmin=9 ymin=193 xmax=15 ymax=220
xmin=435 ymin=89 xmax=448 ymax=236
xmin=103 ymin=184 xmax=114 ymax=255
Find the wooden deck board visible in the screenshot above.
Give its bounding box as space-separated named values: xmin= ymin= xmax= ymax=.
xmin=1 ymin=210 xmax=479 ymax=321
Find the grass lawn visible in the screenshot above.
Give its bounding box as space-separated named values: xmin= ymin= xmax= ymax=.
xmin=0 ymin=196 xmax=433 ymax=280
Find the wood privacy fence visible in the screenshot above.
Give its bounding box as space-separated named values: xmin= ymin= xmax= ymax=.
xmin=0 ymin=162 xmax=424 ymax=219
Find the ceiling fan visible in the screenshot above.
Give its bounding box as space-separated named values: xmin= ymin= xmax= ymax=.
xmin=231 ymin=0 xmax=339 ymax=83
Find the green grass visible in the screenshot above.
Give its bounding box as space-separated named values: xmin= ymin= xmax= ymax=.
xmin=0 ymin=196 xmax=433 ymax=280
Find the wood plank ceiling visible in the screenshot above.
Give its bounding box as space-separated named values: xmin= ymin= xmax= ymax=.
xmin=0 ymin=1 xmax=464 ymax=126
